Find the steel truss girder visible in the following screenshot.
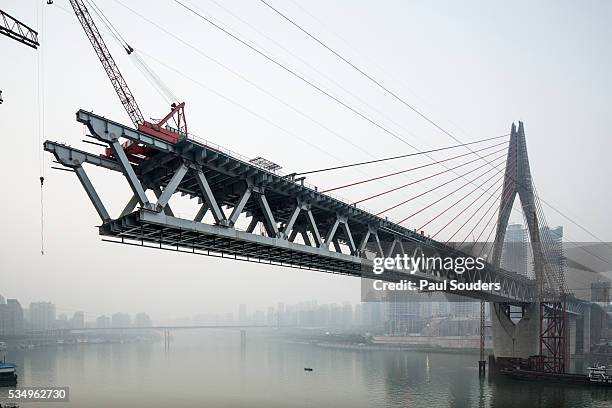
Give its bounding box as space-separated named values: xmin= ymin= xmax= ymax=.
xmin=44 ymin=110 xmax=542 ymax=303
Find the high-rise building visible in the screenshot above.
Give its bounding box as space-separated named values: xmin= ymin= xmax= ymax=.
xmin=266 ymin=307 xmax=275 ymax=325
xmin=452 ymin=302 xmax=479 ymax=318
xmin=134 ymin=313 xmax=153 ymax=327
xmin=277 ymin=302 xmax=285 ymax=326
xmin=71 ymin=311 xmax=85 ymax=329
xmin=253 ymin=310 xmax=265 ymax=325
xmin=0 ymin=294 xmax=5 ymax=304
xmin=238 ymin=304 xmax=247 ymax=323
xmin=111 ymin=312 xmax=131 ymax=328
xmin=502 ymin=223 xmax=529 ymax=276
xmin=0 ymin=299 xmax=24 ymax=335
xmin=341 ymin=302 xmax=353 ymax=327
xmin=96 ymin=315 xmax=111 ymax=328
xmin=29 ymin=302 xmax=56 ymax=331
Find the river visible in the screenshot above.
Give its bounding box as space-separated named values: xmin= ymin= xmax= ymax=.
xmin=0 ymin=330 xmax=610 ymax=407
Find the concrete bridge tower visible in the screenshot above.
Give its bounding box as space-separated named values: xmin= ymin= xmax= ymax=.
xmin=489 ymin=122 xmax=543 ymax=361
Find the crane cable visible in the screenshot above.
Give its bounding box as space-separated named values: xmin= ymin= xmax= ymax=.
xmin=38 ymin=1 xmax=47 ymax=255
xmin=85 ymin=0 xmax=180 ymax=107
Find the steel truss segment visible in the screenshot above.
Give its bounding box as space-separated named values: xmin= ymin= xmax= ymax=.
xmin=152 ymin=186 xmax=174 ymax=216
xmin=77 ymin=110 xmax=175 ymax=153
xmin=283 ymin=204 xmax=302 ymax=239
xmin=193 ymin=204 xmax=208 ymax=222
xmin=255 ymin=193 xmax=280 ymax=238
xmin=74 ymin=166 xmax=110 ymax=222
xmin=110 ymin=140 xmax=150 ymax=208
xmin=45 ymin=141 xmax=122 ymax=171
xmin=305 ymin=210 xmax=322 ymax=247
xmin=156 ymin=163 xmax=188 ymax=210
xmin=339 ymin=221 xmax=356 ymax=254
xmin=324 ymin=218 xmax=341 ymax=248
xmin=228 ymin=187 xmax=252 ymax=226
xmin=194 ymin=170 xmax=225 ymax=224
xmin=246 ymin=216 xmax=259 ymax=233
xmin=120 ymin=194 xmax=140 ymax=217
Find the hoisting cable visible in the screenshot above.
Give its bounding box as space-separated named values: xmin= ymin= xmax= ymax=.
xmin=296 ymin=134 xmax=509 ymax=176
xmin=37 ymin=1 xmax=46 ymax=255
xmin=40 ymin=176 xmax=45 ymax=255
xmin=86 ymin=0 xmax=180 ymax=107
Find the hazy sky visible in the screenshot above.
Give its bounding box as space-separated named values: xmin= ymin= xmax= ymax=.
xmin=1 ymin=0 xmax=611 ymax=321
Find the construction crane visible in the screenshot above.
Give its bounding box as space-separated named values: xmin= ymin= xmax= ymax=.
xmin=68 ymin=0 xmax=187 ymax=158
xmin=1 ymin=8 xmax=40 ymax=105
xmin=0 ymin=9 xmax=39 ymax=49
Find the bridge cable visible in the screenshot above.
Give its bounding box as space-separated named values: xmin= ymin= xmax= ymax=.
xmin=374 ymin=154 xmax=506 ymax=214
xmin=396 ymin=159 xmax=504 ymax=224
xmin=414 ymin=170 xmax=503 ymax=230
xmin=352 ymin=147 xmax=507 ymax=203
xmin=445 ymin=182 xmax=504 ymax=244
xmin=297 ymin=134 xmax=509 ymax=176
xmin=325 ymin=142 xmax=507 ymax=194
xmin=465 ymin=187 xmax=515 ymax=255
xmin=431 ymin=175 xmax=504 ymax=239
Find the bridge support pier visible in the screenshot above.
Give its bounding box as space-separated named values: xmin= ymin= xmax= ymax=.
xmin=491 ymin=302 xmax=540 ymax=362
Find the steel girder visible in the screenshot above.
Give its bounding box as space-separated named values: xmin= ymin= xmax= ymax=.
xmin=44 ymin=109 xmax=539 ymax=303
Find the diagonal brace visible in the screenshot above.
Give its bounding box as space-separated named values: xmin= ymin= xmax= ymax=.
xmin=195 ymin=170 xmax=226 ymax=225
xmin=156 ymin=163 xmax=188 ymax=211
xmin=110 ymin=140 xmax=150 ymax=208
xmin=74 ymin=166 xmax=110 ymax=222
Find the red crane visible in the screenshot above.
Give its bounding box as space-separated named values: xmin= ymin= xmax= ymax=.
xmin=68 ymin=0 xmax=187 ymax=158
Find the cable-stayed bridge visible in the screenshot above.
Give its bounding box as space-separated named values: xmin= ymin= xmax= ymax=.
xmin=45 ymin=109 xmax=602 ymax=374
xmin=45 ymin=110 xmax=536 ymax=304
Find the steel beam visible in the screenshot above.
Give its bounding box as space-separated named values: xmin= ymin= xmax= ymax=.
xmin=324 ymin=218 xmax=340 ymax=249
xmin=306 ymin=210 xmax=322 ymax=247
xmin=194 ymin=170 xmax=225 ymax=224
xmin=74 ymin=166 xmax=110 ymax=222
xmin=228 ymin=187 xmax=252 ymax=226
xmin=156 ymin=163 xmax=188 ymax=210
xmin=110 ymin=140 xmax=150 ymax=208
xmin=255 ymin=193 xmax=279 ymax=238
xmin=283 ymin=205 xmax=301 ymax=239
xmin=194 ymin=204 xmax=208 ymax=222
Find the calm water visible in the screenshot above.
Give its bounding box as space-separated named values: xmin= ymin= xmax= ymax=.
xmin=1 ymin=331 xmax=611 ymax=408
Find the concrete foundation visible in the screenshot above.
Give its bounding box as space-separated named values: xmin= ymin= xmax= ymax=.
xmin=491 ymin=302 xmax=540 ymax=358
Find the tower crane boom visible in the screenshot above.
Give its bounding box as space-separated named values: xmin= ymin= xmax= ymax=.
xmin=68 ymin=0 xmax=187 ymax=148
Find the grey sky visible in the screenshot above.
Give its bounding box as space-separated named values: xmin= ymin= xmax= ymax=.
xmin=1 ymin=0 xmax=610 ymax=320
